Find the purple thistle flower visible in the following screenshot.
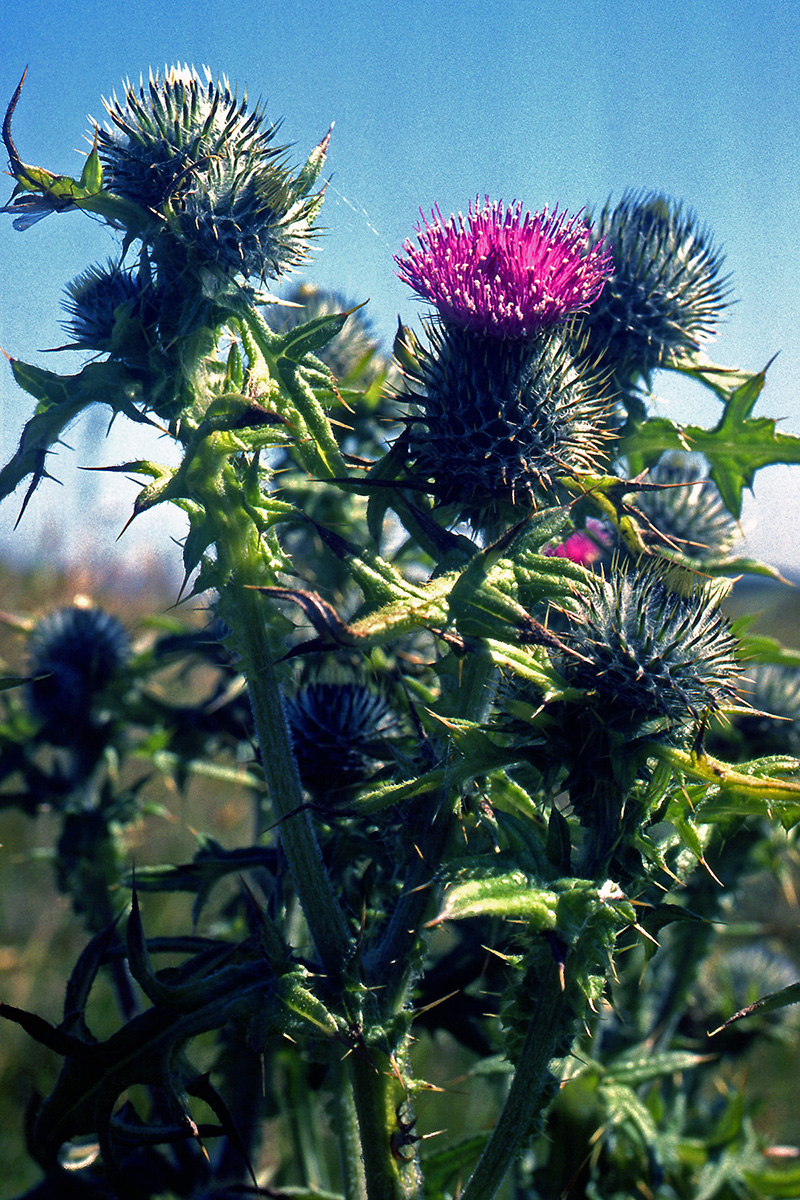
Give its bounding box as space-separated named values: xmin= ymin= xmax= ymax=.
xmin=395 ymin=198 xmax=613 ymax=339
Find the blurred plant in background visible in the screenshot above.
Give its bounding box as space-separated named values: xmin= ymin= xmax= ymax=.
xmin=3 ymin=64 xmax=800 ymax=1200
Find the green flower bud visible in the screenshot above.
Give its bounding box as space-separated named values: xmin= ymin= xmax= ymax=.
xmin=736 ymin=663 xmax=800 ymax=757
xmin=62 ymin=260 xmax=148 ymax=354
xmin=560 ymin=561 xmax=738 ymax=734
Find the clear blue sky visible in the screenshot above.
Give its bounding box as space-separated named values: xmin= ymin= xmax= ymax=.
xmin=2 ymin=0 xmax=799 ymax=577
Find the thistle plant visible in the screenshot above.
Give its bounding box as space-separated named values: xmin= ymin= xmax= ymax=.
xmin=4 ymin=66 xmax=800 ymax=1200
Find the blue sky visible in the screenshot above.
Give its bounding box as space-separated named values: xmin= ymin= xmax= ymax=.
xmin=2 ymin=0 xmax=799 ymax=576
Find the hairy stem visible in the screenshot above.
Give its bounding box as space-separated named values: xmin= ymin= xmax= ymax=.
xmin=225 ymin=579 xmax=353 ymax=976
xmin=460 ymin=956 xmax=571 ymax=1200
xmin=349 ymin=1047 xmax=420 ymax=1200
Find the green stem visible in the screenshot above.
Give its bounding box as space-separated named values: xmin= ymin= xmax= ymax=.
xmin=334 ymin=1058 xmax=368 ymax=1200
xmin=459 ymin=959 xmax=571 ymax=1200
xmin=225 ymin=578 xmax=352 ymax=977
xmin=349 ymin=1048 xmax=420 ymax=1200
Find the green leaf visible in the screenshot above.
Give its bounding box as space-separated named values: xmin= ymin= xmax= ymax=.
xmin=434 ymin=871 xmax=560 ymax=926
xmin=671 ymin=354 xmax=764 ymax=401
xmin=621 ymin=360 xmax=800 ymax=518
xmin=1 ymin=358 xmax=151 ymax=517
xmin=601 ymin=1048 xmax=708 ymax=1087
xmin=278 ymin=309 xmax=351 ymax=363
xmin=746 ymin=1157 xmax=800 ymax=1198
xmin=711 ymin=979 xmax=800 ymax=1034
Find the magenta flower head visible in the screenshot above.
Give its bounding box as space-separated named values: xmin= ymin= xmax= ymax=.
xmin=395 ymin=198 xmax=612 ymax=339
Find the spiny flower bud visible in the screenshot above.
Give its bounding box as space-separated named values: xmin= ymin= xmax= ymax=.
xmin=284 ymin=682 xmax=395 ymax=802
xmin=396 ymin=198 xmax=612 ymax=339
xmin=399 ymin=321 xmax=611 ymax=526
xmin=27 ymin=606 xmax=130 ymax=731
xmin=581 ymin=192 xmax=729 ymax=384
xmin=633 ymin=453 xmax=739 ymax=559
xmin=96 ymin=65 xmax=327 ymax=284
xmin=62 ymin=260 xmax=147 ymax=354
xmin=561 ymin=561 xmax=739 ymax=733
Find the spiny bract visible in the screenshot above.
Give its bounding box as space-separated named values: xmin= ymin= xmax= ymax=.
xmin=399 ymin=321 xmax=611 ymax=524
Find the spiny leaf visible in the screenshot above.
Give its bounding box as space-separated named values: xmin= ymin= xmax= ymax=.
xmin=0 ymin=358 xmax=151 ymax=516
xmin=710 ymin=979 xmax=800 ymax=1035
xmin=621 ymin=360 xmax=800 ymax=518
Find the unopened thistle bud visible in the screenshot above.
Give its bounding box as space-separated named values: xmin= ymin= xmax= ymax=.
xmin=27 ymin=606 xmax=130 ymax=733
xmin=633 ymin=453 xmax=739 ymax=559
xmin=399 ymin=321 xmax=611 ymax=526
xmin=547 ymin=562 xmax=739 ymax=873
xmin=62 ymin=260 xmax=148 ymax=354
xmin=561 ymin=562 xmax=739 ymax=733
xmin=96 ymin=65 xmax=327 ymax=284
xmin=284 ymin=682 xmax=394 ymax=802
xmin=581 ymin=192 xmax=729 ymax=385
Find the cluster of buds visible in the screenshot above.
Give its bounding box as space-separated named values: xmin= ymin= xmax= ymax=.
xmin=1 ymin=65 xmax=332 ymax=421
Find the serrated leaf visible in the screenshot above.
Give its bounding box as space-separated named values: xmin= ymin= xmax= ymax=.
xmin=621 ymin=360 xmax=800 ymax=518
xmin=1 ymin=358 xmax=151 ymax=516
xmin=293 ymin=124 xmax=332 ymax=197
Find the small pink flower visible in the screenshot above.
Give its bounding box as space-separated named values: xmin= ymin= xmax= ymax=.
xmin=544 ymin=519 xmax=613 ymax=565
xmin=396 ymin=197 xmax=612 ymax=339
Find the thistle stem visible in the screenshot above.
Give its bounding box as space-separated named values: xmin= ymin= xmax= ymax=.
xmin=222 ymin=577 xmax=352 ymax=977
xmin=349 ymin=1048 xmax=421 ymax=1200
xmin=460 ymin=958 xmax=571 ymax=1200
xmin=334 ymin=1059 xmax=369 ymax=1200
